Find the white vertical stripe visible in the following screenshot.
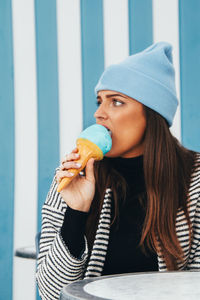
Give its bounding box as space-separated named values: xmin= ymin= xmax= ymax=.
xmin=56 ymin=0 xmax=83 ymax=160
xmin=12 ymin=1 xmax=37 ymax=299
xmin=152 ymin=0 xmax=181 ymax=140
xmin=103 ymin=0 xmax=129 ymax=67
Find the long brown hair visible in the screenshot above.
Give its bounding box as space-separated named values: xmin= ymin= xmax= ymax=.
xmin=85 ymin=106 xmax=195 ymax=270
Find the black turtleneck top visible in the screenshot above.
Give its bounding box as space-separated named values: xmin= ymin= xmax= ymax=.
xmin=61 ymin=155 xmax=158 ymax=274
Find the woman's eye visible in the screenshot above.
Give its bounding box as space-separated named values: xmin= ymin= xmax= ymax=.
xmin=96 ymin=99 xmax=123 ymax=107
xmin=112 ymin=99 xmax=123 ymax=106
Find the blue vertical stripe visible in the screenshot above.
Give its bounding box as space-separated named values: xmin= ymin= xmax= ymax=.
xmin=35 ymin=2 xmax=60 ymax=298
xmin=0 ymin=1 xmax=15 ymax=299
xmin=179 ymin=0 xmax=200 ymax=151
xmin=128 ymin=0 xmax=153 ymax=54
xmin=34 ymin=0 xmax=60 ymax=229
xmin=80 ymin=0 xmax=104 ymax=128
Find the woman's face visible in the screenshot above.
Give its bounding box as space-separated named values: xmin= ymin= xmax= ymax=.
xmin=94 ymin=90 xmax=146 ymax=158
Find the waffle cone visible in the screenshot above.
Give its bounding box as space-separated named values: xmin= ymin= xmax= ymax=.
xmin=57 ymin=138 xmax=103 ymax=192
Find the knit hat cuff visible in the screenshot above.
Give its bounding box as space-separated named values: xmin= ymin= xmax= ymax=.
xmin=95 ymin=65 xmax=178 ymax=126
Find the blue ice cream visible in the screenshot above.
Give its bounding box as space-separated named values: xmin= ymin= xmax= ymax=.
xmin=57 ymin=124 xmax=112 ymax=192
xmin=78 ymin=124 xmax=112 ymax=155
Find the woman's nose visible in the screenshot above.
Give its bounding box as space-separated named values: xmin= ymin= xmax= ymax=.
xmin=94 ymin=103 xmax=108 ymax=120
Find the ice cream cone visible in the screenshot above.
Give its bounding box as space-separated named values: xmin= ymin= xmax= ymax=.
xmin=57 ymin=138 xmax=103 ymax=192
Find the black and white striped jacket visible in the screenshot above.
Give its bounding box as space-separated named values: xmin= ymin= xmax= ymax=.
xmin=36 ymin=154 xmax=200 ymax=300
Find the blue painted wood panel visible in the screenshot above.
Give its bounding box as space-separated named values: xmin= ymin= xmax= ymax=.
xmin=179 ymin=0 xmax=200 ymax=151
xmin=80 ymin=0 xmax=105 ymax=128
xmin=0 ymin=1 xmax=15 ymax=299
xmin=129 ymin=0 xmax=153 ymax=54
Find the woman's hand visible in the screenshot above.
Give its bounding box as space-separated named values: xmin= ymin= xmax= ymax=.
xmin=56 ymin=148 xmax=95 ymax=212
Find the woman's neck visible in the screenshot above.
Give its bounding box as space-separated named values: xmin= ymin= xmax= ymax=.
xmin=109 ymin=155 xmax=145 ymax=193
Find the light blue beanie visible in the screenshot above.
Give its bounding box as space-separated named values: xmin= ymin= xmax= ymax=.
xmin=95 ymin=42 xmax=179 ymax=126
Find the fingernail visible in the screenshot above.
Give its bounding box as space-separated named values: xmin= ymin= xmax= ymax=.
xmin=68 ymin=172 xmax=74 ymax=177
xmin=76 ymin=163 xmax=81 ymax=168
xmin=75 ymin=153 xmax=79 ymax=157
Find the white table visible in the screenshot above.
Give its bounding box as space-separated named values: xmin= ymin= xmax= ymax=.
xmin=60 ymin=271 xmax=200 ymax=300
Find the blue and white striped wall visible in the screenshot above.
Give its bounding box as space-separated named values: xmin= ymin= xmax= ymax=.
xmin=0 ymin=1 xmax=200 ymax=299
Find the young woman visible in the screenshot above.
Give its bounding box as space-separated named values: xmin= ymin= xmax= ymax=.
xmin=36 ymin=42 xmax=200 ymax=300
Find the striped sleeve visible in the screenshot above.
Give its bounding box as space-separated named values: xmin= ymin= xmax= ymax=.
xmin=36 ymin=173 xmax=89 ymax=300
xmin=187 ymin=193 xmax=200 ymax=270
xmin=187 ymin=153 xmax=200 ymax=270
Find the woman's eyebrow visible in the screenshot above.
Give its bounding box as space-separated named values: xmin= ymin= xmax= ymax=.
xmin=97 ymin=93 xmax=127 ymax=99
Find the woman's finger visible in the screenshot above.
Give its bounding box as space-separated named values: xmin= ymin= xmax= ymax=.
xmin=61 ymin=152 xmax=80 ymax=164
xmin=56 ymin=170 xmax=74 ymax=182
xmin=60 ymin=161 xmax=82 ymax=170
xmin=71 ymin=147 xmax=78 ymax=153
xmin=85 ymin=158 xmax=95 ymax=182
